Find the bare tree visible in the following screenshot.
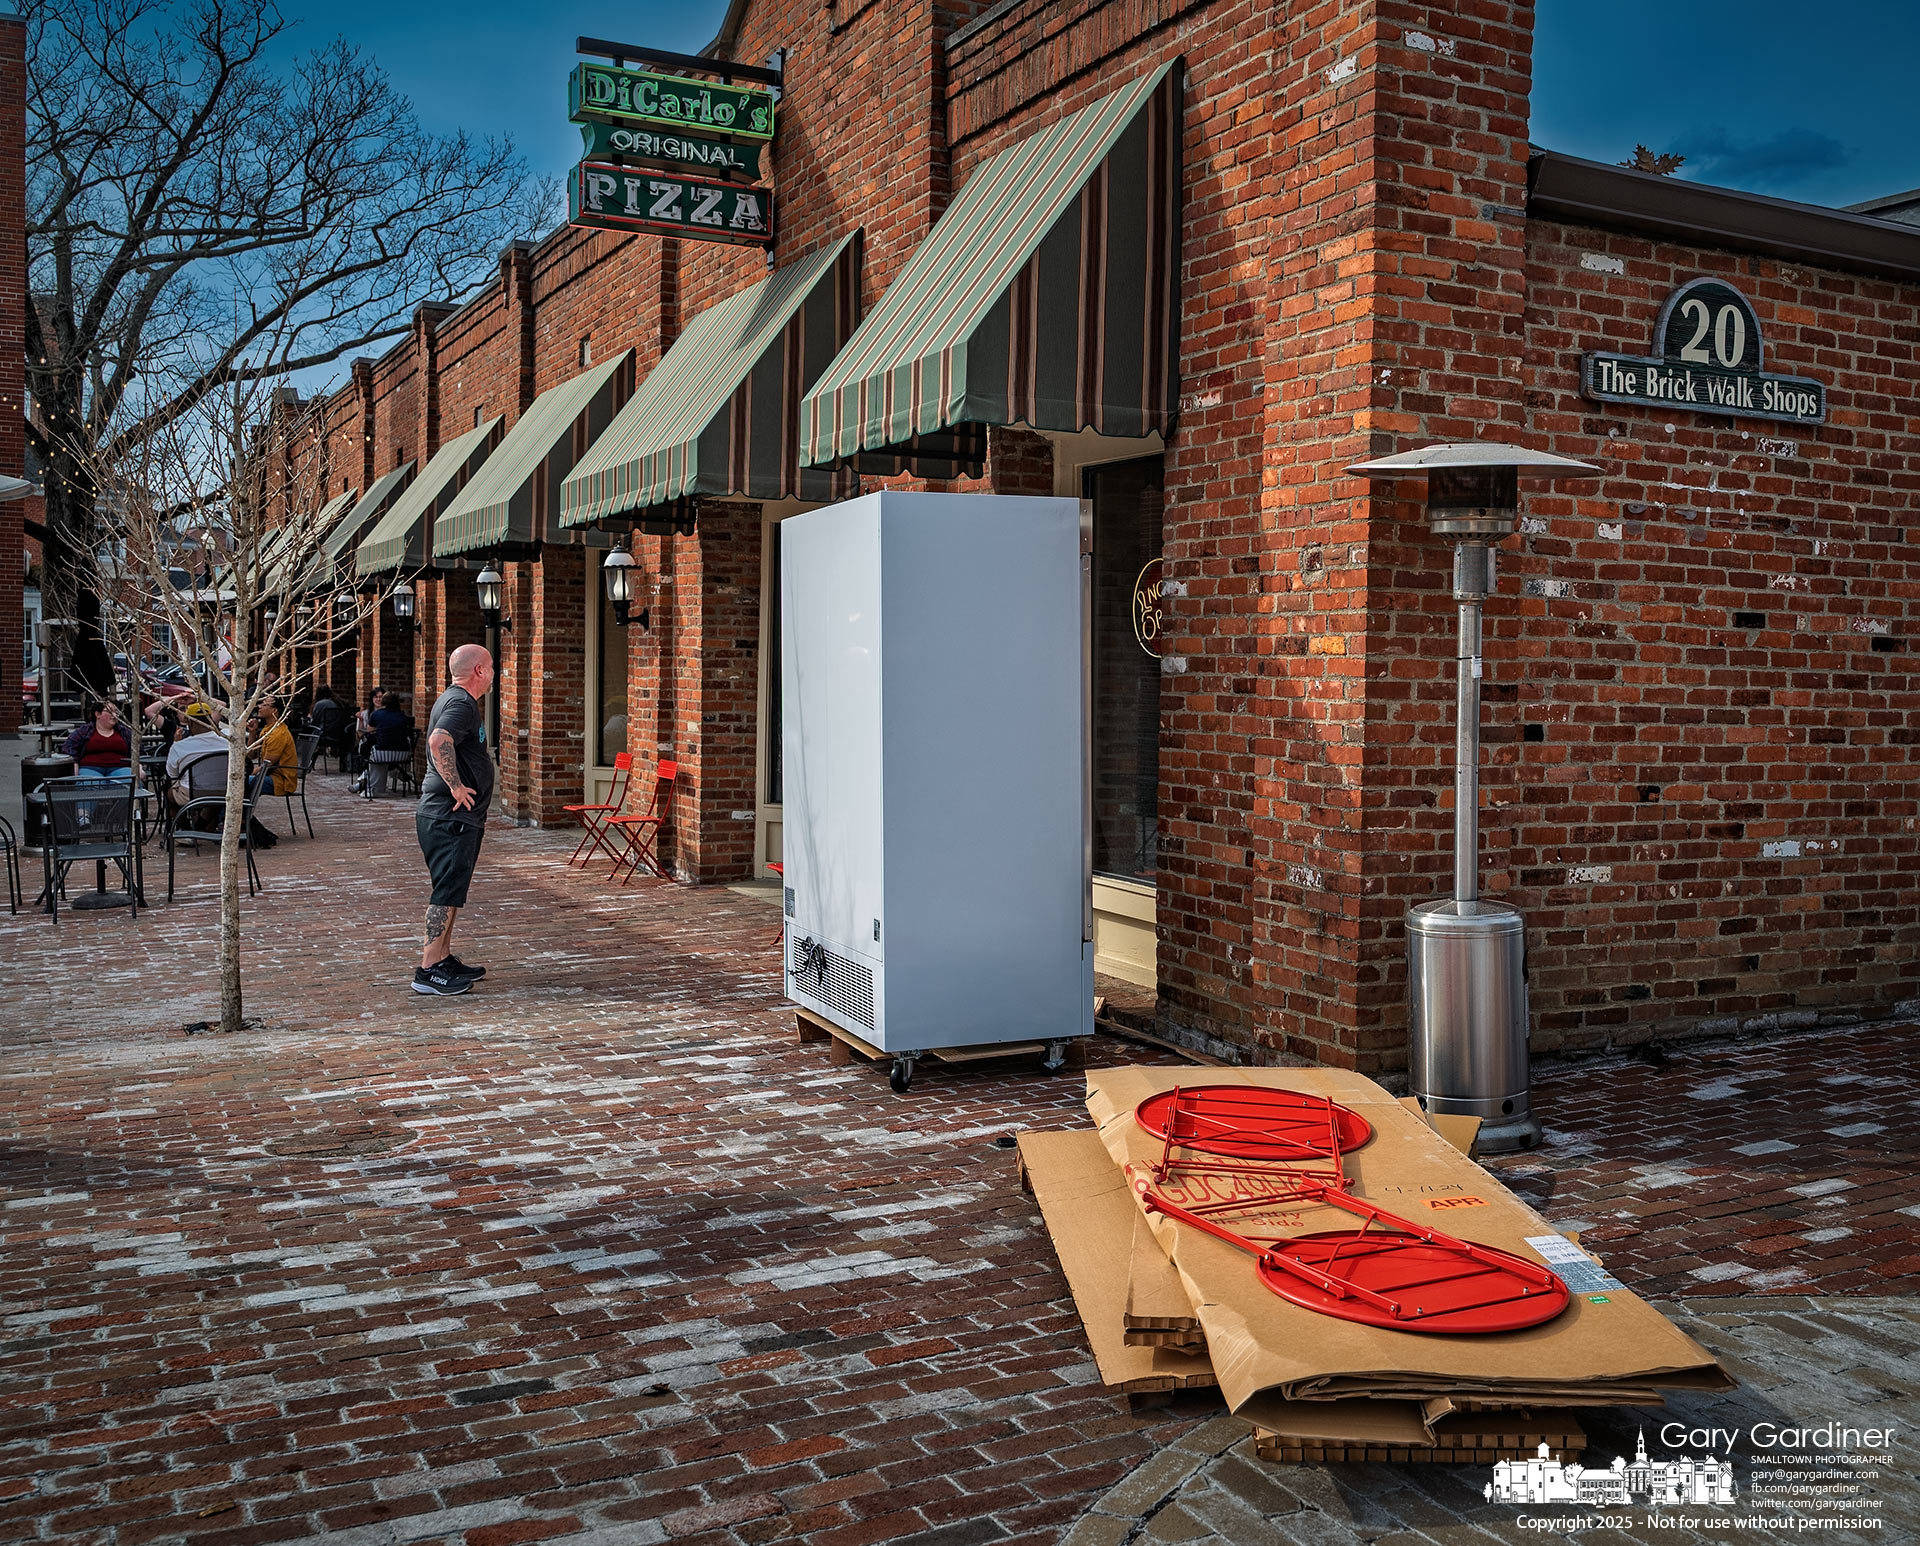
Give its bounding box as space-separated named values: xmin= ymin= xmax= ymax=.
xmin=27 ymin=0 xmax=552 ymax=696
xmin=94 ymin=338 xmax=399 ymax=1034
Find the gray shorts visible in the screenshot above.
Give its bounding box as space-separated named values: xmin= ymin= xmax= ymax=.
xmin=416 ymin=813 xmax=485 ymax=908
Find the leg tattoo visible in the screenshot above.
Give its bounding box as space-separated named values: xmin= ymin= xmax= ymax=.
xmin=424 ymin=904 xmax=451 ymax=948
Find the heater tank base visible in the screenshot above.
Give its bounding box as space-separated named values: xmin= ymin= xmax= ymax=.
xmin=1406 ymin=899 xmax=1538 ymax=1154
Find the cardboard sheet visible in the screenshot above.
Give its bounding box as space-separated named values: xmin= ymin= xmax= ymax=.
xmin=1016 ymin=1129 xmax=1217 ymax=1392
xmin=1087 ymin=1068 xmax=1732 ymax=1414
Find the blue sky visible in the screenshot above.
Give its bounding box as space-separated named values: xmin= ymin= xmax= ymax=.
xmin=1531 ymin=0 xmax=1919 ymax=207
xmin=303 ymin=0 xmax=1918 ymax=209
xmin=314 ymin=0 xmax=1920 ymax=210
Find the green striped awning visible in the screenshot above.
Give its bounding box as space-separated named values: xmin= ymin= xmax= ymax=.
xmin=560 ymin=233 xmax=859 ymax=527
xmin=323 ymin=463 xmax=415 ymax=572
xmin=799 ymin=61 xmax=1181 ymax=477
xmin=261 ymin=489 xmax=359 ymax=596
xmin=356 ymin=420 xmax=502 ymax=577
xmin=433 ymin=352 xmax=633 ymax=559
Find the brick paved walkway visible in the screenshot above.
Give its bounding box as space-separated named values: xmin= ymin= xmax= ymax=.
xmin=2 ymin=776 xmax=1916 ymax=1545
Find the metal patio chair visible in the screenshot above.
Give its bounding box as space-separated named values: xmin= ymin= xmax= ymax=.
xmin=283 ymin=732 xmax=321 ymax=838
xmin=562 ymin=752 xmax=633 ymax=868
xmin=386 ymin=728 xmax=422 ymax=798
xmin=0 ymin=810 xmax=23 ymax=914
xmin=167 ymin=760 xmax=269 ymax=902
xmin=40 ymin=777 xmax=140 ymax=925
xmin=606 ymin=759 xmax=677 ymax=885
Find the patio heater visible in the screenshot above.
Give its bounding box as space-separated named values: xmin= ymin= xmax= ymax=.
xmin=1346 ymin=442 xmax=1601 ymax=1153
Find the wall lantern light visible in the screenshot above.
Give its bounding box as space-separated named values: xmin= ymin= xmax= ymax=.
xmin=475 ymin=562 xmax=511 ymax=632
xmin=332 ymin=591 xmax=356 ymax=631
xmin=391 ymin=578 xmax=416 ymax=623
xmin=295 ymin=600 xmax=315 ymax=628
xmin=1345 ymin=441 xmax=1602 ymax=1153
xmin=602 ymin=547 xmax=648 ymax=629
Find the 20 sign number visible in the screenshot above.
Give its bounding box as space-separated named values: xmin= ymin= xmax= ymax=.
xmin=1659 ymin=281 xmax=1761 ymax=373
xmin=1677 ymin=297 xmax=1746 ymax=367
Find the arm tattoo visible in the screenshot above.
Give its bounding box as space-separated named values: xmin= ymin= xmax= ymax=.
xmin=428 ymin=730 xmax=462 ymax=787
xmin=424 ymin=904 xmax=451 ymax=946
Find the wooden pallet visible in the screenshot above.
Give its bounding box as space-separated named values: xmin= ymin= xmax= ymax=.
xmin=793 ymin=1006 xmax=1082 ymax=1071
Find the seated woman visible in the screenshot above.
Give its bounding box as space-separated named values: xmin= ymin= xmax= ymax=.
xmin=308 ymin=686 xmax=351 ymax=762
xmin=62 ymin=700 xmax=133 ymax=783
xmin=361 ymin=692 xmax=413 ymax=799
xmin=253 ymin=699 xmax=299 ymax=798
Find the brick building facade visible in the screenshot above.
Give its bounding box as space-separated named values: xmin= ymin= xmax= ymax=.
xmin=253 ymin=0 xmax=1919 ymax=1072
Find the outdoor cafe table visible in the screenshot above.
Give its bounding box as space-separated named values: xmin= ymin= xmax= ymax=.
xmin=27 ymin=783 xmax=156 ymax=910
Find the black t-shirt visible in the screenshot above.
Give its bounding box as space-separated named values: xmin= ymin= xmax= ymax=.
xmin=417 ymin=685 xmax=493 ymax=826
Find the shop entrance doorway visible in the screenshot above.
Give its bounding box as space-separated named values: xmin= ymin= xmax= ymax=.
xmin=1086 ymin=455 xmax=1163 ymax=987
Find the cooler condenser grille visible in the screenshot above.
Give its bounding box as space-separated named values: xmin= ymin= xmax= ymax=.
xmin=789 ymin=936 xmax=875 ymax=1030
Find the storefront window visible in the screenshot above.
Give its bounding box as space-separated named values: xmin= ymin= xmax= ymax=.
xmin=595 ymin=581 xmax=628 ymax=766
xmin=1088 ymin=457 xmax=1163 ymax=882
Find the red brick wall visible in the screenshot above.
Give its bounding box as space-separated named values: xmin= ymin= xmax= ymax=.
xmin=671 ymin=501 xmax=763 ymax=881
xmin=1499 ymin=221 xmax=1920 ymax=1054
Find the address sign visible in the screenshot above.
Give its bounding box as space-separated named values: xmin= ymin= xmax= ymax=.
xmin=1580 ymin=279 xmax=1825 ymax=426
xmin=570 ymin=162 xmax=772 ymax=248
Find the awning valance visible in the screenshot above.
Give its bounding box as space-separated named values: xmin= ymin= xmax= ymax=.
xmin=324 ymin=463 xmax=415 ymax=571
xmin=356 ymin=420 xmax=502 ymax=578
xmin=560 ymin=232 xmax=859 ymax=527
xmin=433 ymin=352 xmax=633 ymax=560
xmin=799 ymin=61 xmax=1181 ymax=478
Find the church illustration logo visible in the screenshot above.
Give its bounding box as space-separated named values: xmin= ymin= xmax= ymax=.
xmin=1485 ymin=1431 xmax=1737 ymax=1507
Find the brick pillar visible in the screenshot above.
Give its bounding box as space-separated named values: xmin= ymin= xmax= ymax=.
xmin=352 ymin=359 xmax=376 ymax=490
xmin=503 ymin=241 xmax=537 ymax=415
xmin=1237 ymin=0 xmax=1536 ymax=1072
xmin=663 ymin=502 xmax=762 ymax=883
xmin=413 ymin=304 xmax=454 ymax=464
xmin=526 ymin=546 xmax=586 ymax=826
xmin=0 ymin=16 xmax=24 ymax=734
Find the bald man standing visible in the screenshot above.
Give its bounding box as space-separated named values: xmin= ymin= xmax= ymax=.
xmin=413 ymin=643 xmax=497 ymax=996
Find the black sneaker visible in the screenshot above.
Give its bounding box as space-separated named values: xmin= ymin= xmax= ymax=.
xmin=440 ymin=955 xmax=487 ymax=980
xmin=412 ymin=963 xmax=473 ymax=996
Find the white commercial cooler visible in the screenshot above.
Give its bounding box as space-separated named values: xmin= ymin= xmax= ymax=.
xmin=780 ymin=491 xmax=1093 ymax=1088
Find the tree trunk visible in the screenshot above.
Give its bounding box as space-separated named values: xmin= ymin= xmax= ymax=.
xmin=38 ymin=386 xmax=115 ymax=698
xmin=218 ymin=612 xmax=250 ymax=1035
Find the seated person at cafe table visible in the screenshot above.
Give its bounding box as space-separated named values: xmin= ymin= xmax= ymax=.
xmin=62 ymin=700 xmax=133 ymax=782
xmin=164 ymin=708 xmax=229 ymax=815
xmin=253 ymin=699 xmax=298 ymax=798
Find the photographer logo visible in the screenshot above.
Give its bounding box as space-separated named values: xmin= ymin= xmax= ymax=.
xmin=1486 ymin=1431 xmax=1737 ymax=1507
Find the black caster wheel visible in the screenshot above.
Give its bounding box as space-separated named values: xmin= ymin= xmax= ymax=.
xmin=889 ymin=1060 xmax=913 ymax=1093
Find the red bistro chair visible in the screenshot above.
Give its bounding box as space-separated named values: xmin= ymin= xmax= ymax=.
xmin=606 ymin=759 xmax=677 ymax=885
xmin=562 ymin=753 xmax=633 ymax=868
